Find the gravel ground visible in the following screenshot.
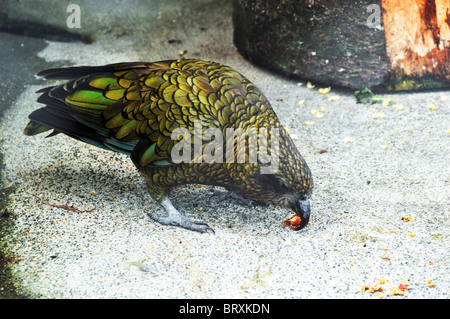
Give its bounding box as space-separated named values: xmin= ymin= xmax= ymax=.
xmin=0 ymin=0 xmax=448 ymax=299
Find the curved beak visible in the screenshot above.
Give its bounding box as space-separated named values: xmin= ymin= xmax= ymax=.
xmin=289 ymin=199 xmax=310 ymax=230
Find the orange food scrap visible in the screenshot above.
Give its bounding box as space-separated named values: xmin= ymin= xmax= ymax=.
xmin=370 ymin=285 xmax=384 ymax=293
xmin=389 ymin=286 xmax=406 ymax=296
xmin=407 ymin=232 xmax=416 ymax=238
xmin=400 ymin=280 xmax=410 ymax=286
xmin=381 ymin=257 xmax=390 ymax=261
xmin=283 ymin=214 xmax=302 ymax=230
xmin=388 ymin=281 xmax=410 ymax=295
xmin=361 ymin=284 xmax=371 ymax=292
xmin=361 ymin=278 xmax=387 ymax=294
xmin=401 ymin=216 xmax=415 ymax=222
xmin=398 ymin=283 xmax=409 ymax=290
xmin=427 ymin=279 xmax=436 ymax=288
xmin=361 ymin=285 xmax=384 ymax=294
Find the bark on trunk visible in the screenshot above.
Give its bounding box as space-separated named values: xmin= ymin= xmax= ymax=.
xmin=233 ymin=0 xmax=450 ymax=91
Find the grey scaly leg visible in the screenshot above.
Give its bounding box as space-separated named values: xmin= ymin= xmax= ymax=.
xmin=148 ymin=196 xmax=214 ymax=233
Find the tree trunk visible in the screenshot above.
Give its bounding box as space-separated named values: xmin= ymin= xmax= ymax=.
xmin=233 ymin=0 xmax=450 ymax=91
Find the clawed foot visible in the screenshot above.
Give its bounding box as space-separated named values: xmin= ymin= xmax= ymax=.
xmin=149 ymin=213 xmax=214 ymax=233
xmin=210 ymin=189 xmax=267 ymax=207
xmin=148 ymin=197 xmax=214 ymax=233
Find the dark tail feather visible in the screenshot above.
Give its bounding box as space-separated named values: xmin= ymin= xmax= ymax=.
xmin=25 ymin=108 xmax=133 ymax=155
xmin=26 ymin=108 xmax=103 ymax=144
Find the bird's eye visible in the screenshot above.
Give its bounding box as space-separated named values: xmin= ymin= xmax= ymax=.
xmin=280 ymin=182 xmax=290 ymax=191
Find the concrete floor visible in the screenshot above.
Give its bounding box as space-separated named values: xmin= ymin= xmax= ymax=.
xmin=0 ymin=0 xmax=448 ymax=299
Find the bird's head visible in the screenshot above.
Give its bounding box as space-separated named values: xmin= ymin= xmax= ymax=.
xmin=254 ymin=169 xmax=313 ymax=230
xmin=233 ymin=127 xmax=313 ymax=230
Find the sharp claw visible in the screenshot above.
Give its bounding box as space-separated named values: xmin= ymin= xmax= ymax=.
xmin=201 ymin=225 xmax=215 ymax=234
xmin=189 ymin=220 xmax=215 ymax=234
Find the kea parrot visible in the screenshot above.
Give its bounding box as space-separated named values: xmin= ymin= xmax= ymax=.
xmin=24 ymin=58 xmax=313 ymax=233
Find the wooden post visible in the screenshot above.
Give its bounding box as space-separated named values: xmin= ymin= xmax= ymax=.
xmin=233 ymin=0 xmax=450 ymax=91
xmin=381 ymin=0 xmax=450 ymax=90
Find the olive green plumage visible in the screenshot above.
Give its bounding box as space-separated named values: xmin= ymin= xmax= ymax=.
xmin=24 ymin=58 xmax=313 ymax=232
